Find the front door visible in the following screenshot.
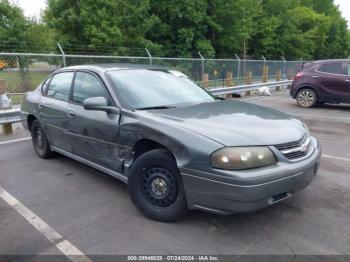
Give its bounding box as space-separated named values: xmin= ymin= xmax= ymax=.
xmin=40 ymin=71 xmax=74 ymax=152
xmin=66 ymin=71 xmax=122 ymax=172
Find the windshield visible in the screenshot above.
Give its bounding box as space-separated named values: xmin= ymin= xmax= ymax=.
xmin=106 ymin=69 xmax=215 ymax=109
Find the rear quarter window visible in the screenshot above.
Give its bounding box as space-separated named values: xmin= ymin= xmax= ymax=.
xmin=318 ymin=62 xmax=347 ymax=75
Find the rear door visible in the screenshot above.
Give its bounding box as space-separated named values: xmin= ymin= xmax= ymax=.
xmin=40 ymin=71 xmax=74 ymax=152
xmin=315 ymin=62 xmax=349 ymax=101
xmin=66 ymin=70 xmax=122 ymax=172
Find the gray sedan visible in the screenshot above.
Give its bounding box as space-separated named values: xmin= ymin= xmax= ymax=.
xmin=21 ymin=64 xmax=321 ymax=222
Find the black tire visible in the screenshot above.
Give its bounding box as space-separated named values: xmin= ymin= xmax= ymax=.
xmin=31 ymin=119 xmax=54 ymax=159
xmin=296 ymin=88 xmax=318 ymax=108
xmin=128 ymin=149 xmax=188 ymax=222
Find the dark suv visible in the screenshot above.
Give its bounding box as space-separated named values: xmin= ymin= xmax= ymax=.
xmin=290 ymin=60 xmax=350 ymax=108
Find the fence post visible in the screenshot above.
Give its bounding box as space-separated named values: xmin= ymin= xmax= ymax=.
xmin=225 ymin=72 xmax=234 ymax=87
xmin=198 ymin=52 xmax=205 ymax=77
xmin=261 ymin=55 xmax=267 ymax=67
xmin=234 ymin=54 xmax=240 ymax=82
xmin=275 ymin=70 xmax=281 ymax=91
xmin=1 ymin=124 xmax=13 ymax=135
xmin=225 ymin=72 xmax=233 ymax=99
xmin=202 ymin=73 xmax=209 ymax=89
xmin=146 ymin=49 xmax=152 ymax=65
xmin=287 ymin=68 xmax=293 ymax=89
xmin=57 ymin=43 xmax=66 ymax=67
xmin=261 ymin=55 xmax=269 ymax=83
xmin=282 ymin=56 xmax=287 ymax=80
xmin=262 ymin=65 xmax=269 ymax=83
xmin=245 ymin=71 xmax=252 ymax=96
xmin=299 ymin=58 xmax=303 ymax=71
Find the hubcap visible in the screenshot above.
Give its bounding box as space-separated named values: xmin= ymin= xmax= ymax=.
xmin=142 ymin=167 xmax=178 ymax=207
xmin=151 ymin=178 xmax=168 ymax=196
xmin=298 ymin=91 xmax=314 ymax=107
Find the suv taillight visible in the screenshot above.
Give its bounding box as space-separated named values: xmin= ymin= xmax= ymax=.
xmin=294 ymin=72 xmax=304 ymax=81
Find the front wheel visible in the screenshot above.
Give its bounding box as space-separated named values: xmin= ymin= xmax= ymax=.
xmin=128 ymin=149 xmax=188 ymax=222
xmin=296 ymin=88 xmax=318 ymax=108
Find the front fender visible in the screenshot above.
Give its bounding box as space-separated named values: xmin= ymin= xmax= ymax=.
xmin=118 ymin=110 xmax=222 ymax=174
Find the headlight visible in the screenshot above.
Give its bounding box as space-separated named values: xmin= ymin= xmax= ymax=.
xmin=211 ymin=147 xmax=276 ymax=170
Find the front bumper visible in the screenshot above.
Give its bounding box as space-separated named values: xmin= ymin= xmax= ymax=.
xmin=181 ymin=138 xmax=321 ymax=215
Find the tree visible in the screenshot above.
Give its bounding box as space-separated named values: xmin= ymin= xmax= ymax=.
xmin=146 ymin=0 xmax=212 ymax=57
xmin=248 ymin=0 xmax=344 ymax=60
xmin=0 ymin=0 xmax=54 ymax=52
xmin=208 ymin=0 xmax=262 ymax=58
xmin=0 ymin=0 xmax=55 ymax=92
xmin=0 ymin=0 xmax=29 ymax=52
xmin=3 ymin=0 xmax=347 ymax=60
xmin=45 ymin=0 xmax=157 ymax=54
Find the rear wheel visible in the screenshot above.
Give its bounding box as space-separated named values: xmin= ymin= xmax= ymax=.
xmin=296 ymin=88 xmax=317 ymax=108
xmin=128 ymin=149 xmax=188 ymax=222
xmin=31 ymin=119 xmax=54 ymax=158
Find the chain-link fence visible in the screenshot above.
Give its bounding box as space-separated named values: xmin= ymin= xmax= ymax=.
xmin=0 ymin=51 xmax=304 ymax=104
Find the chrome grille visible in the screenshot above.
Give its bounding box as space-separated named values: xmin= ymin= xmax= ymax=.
xmin=275 ymin=134 xmax=311 ymax=160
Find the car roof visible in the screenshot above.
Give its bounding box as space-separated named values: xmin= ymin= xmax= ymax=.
xmin=58 ymin=63 xmax=170 ymax=73
xmin=313 ymin=59 xmax=349 ymax=64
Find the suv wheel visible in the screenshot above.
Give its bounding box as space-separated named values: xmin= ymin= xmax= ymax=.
xmin=128 ymin=149 xmax=188 ymax=222
xmin=31 ymin=119 xmax=54 ymax=158
xmin=296 ymin=88 xmax=317 ymax=108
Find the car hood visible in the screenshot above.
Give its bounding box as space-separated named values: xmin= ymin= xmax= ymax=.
xmin=149 ymin=100 xmax=306 ymax=146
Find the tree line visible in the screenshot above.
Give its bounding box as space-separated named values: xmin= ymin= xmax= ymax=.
xmin=1 ymin=0 xmax=349 ymax=60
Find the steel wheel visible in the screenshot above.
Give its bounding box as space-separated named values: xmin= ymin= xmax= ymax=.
xmin=128 ymin=149 xmax=188 ymax=222
xmin=142 ymin=167 xmax=178 ymax=207
xmin=297 ymin=89 xmax=317 ymax=108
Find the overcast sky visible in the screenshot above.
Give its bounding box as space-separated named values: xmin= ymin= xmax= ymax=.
xmin=15 ymin=0 xmax=350 ymax=28
xmin=334 ymin=0 xmax=350 ymax=28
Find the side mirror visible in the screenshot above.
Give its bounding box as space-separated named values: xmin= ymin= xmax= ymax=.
xmin=215 ymin=95 xmax=226 ymax=100
xmin=83 ymin=97 xmax=120 ymax=114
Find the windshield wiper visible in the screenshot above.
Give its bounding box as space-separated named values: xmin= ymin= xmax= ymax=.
xmin=136 ymin=105 xmax=176 ymax=110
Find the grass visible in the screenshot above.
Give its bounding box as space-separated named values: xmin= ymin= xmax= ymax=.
xmin=0 ymin=70 xmax=50 ymax=93
xmin=10 ymin=94 xmax=24 ymax=105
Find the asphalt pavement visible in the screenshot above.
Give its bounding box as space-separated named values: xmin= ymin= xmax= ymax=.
xmin=1 ymin=90 xmax=350 ymax=258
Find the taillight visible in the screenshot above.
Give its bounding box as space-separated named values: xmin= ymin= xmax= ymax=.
xmin=294 ymin=72 xmax=304 ymax=81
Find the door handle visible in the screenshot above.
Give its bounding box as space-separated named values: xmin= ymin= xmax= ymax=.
xmin=312 ymin=75 xmax=319 ymax=78
xmin=345 ymin=79 xmax=350 ymax=82
xmin=66 ymin=110 xmax=76 ymax=118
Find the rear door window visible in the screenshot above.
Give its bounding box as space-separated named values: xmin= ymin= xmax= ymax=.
xmin=47 ymin=72 xmax=74 ymax=101
xmin=318 ymin=62 xmax=347 ymax=75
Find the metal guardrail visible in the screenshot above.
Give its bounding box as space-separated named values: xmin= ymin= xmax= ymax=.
xmin=0 ymin=108 xmax=22 ymax=125
xmin=209 ymin=80 xmax=292 ymax=96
